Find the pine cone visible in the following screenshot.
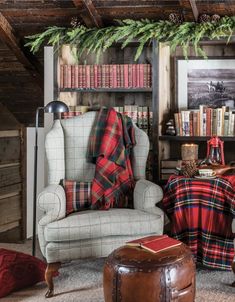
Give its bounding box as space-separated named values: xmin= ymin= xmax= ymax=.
xmin=70 ymin=17 xmax=80 ymax=28
xmin=211 ymin=14 xmax=221 ymax=23
xmin=198 ymin=14 xmax=211 ymax=23
xmin=182 ymin=161 xmax=198 ymax=178
xmin=169 ymin=13 xmax=183 ymax=24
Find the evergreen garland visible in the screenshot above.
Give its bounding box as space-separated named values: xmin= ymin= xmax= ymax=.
xmin=25 ymin=17 xmax=235 ymax=60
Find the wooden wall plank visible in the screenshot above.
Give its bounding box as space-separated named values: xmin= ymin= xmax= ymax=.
xmin=0 ymin=165 xmax=21 ymax=188
xmin=0 ymin=136 xmax=20 ymax=164
xmin=0 ymin=194 xmax=21 ymax=227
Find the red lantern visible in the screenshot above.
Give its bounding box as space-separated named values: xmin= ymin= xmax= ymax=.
xmin=206 ymin=136 xmax=225 ymax=165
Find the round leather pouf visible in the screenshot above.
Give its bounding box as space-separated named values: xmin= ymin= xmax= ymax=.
xmin=103 ymin=243 xmax=195 ymax=302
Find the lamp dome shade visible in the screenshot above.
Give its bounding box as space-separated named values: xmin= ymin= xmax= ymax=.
xmin=44 ymin=100 xmax=69 ymax=113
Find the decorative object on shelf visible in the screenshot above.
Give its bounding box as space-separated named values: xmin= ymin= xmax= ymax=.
xmin=181 ymin=144 xmax=199 ymax=161
xmin=25 ymin=16 xmax=235 ymax=60
xmin=181 ymin=161 xmax=198 ymax=178
xmin=168 ymin=13 xmax=183 ymax=24
xmin=176 ymin=58 xmax=235 ymax=110
xmin=32 ymin=100 xmax=69 ymax=256
xmin=70 ymin=17 xmax=80 ymax=28
xmin=206 ymin=136 xmax=225 ymax=165
xmin=198 ymin=14 xmax=211 ymax=23
xmin=211 ymin=14 xmax=221 ymax=23
xmin=165 ymin=119 xmax=176 ymax=136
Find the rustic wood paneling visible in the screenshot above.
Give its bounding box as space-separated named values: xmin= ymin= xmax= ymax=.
xmin=0 ymin=136 xmax=20 ymax=164
xmin=0 ymin=194 xmax=21 ymax=227
xmin=0 ymin=165 xmax=21 ymax=188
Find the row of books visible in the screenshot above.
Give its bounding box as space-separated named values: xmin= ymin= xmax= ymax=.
xmin=62 ymin=105 xmax=153 ymax=131
xmin=174 ymin=105 xmax=235 ymax=136
xmin=59 ymin=64 xmax=152 ymax=89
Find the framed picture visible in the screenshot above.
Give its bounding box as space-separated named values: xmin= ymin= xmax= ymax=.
xmin=176 ymin=57 xmax=235 ymax=109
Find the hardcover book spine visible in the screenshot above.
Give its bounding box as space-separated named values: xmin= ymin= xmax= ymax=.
xmin=90 ymin=65 xmax=94 ymax=88
xmin=217 ymin=108 xmax=222 ymax=136
xmin=94 ymin=65 xmax=98 ymax=88
xmin=67 ymin=65 xmax=72 ymax=88
xmin=71 ymin=65 xmax=75 ymax=89
xmin=174 ymin=113 xmax=180 ymax=136
xmin=124 ymin=64 xmax=129 ymax=88
xmin=60 ymin=65 xmax=64 ymax=88
xmin=75 ymin=65 xmax=79 ymax=88
xmin=136 ymin=64 xmax=140 ymax=88
xmin=112 ymin=64 xmax=117 ymax=88
xmin=212 ymin=109 xmax=217 ymax=136
xmin=138 ymin=106 xmax=143 ymax=128
xmin=63 ymin=65 xmax=68 ymax=88
xmin=86 ymin=65 xmax=91 ymax=88
xmin=139 ymin=64 xmax=144 ymax=87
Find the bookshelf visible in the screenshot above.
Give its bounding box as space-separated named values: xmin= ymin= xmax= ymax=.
xmin=45 ymin=40 xmax=160 ymax=183
xmin=157 ymin=43 xmax=235 ymax=182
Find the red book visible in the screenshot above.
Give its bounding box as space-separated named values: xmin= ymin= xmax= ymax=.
xmin=78 ymin=65 xmax=82 ymax=88
xmin=75 ymin=65 xmax=79 ymax=88
xmin=139 ymin=64 xmax=144 ymax=87
xmin=132 ymin=64 xmax=136 ymax=87
xmin=85 ymin=65 xmax=91 ymax=88
xmin=136 ymin=64 xmax=140 ymax=87
xmin=126 ymin=235 xmax=182 ymax=254
xmin=124 ymin=64 xmax=129 ymax=88
xmin=60 ymin=65 xmax=64 ymax=88
xmin=90 ymin=65 xmax=94 ymax=88
xmin=94 ymin=65 xmax=98 ymax=88
xmin=71 ymin=65 xmax=75 ymax=88
xmin=112 ymin=65 xmax=117 ymax=88
xmin=128 ymin=64 xmax=132 ymax=87
xmin=67 ymin=65 xmax=71 ymax=88
xmin=97 ymin=65 xmax=102 ymax=88
xmin=116 ymin=64 xmax=121 ymax=88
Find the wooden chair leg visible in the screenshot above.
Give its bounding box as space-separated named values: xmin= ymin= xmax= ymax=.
xmin=45 ymin=262 xmax=61 ymax=298
xmin=232 ymin=257 xmax=235 ymax=287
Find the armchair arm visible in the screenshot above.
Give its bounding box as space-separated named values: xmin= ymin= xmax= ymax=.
xmin=134 ymin=179 xmax=163 ymax=211
xmin=37 ymin=184 xmax=66 ymax=257
xmin=38 ymin=184 xmax=66 ymax=225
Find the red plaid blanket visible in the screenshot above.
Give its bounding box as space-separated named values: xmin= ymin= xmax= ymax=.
xmin=87 ymin=107 xmax=136 ymax=209
xmin=163 ymin=175 xmax=235 ymax=270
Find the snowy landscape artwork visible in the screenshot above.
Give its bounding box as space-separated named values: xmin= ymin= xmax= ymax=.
xmin=177 ymin=59 xmax=235 ymax=109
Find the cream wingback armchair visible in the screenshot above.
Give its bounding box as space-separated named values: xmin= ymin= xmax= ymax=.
xmin=38 ymin=111 xmax=164 ymax=297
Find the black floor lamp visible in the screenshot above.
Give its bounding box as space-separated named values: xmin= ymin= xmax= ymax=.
xmin=32 ymin=100 xmax=69 ymax=256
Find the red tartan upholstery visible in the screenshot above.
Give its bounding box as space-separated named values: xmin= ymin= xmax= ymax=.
xmin=163 ymin=175 xmax=235 ymax=270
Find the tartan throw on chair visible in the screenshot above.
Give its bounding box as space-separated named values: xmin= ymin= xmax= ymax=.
xmin=62 ymin=180 xmax=92 ymax=215
xmin=87 ymin=107 xmax=136 ymax=210
xmin=162 ymin=175 xmax=235 ymax=270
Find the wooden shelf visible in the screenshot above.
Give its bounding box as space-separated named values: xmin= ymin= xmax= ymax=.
xmin=59 ymin=88 xmax=152 ymax=93
xmin=159 ymin=135 xmax=235 ymax=142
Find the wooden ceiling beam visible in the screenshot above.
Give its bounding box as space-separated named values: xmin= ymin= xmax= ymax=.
xmin=73 ymin=0 xmax=103 ymax=28
xmin=0 ymin=12 xmax=43 ymax=90
xmin=179 ymin=0 xmax=199 ymax=22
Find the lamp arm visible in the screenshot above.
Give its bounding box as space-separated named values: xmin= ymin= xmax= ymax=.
xmin=32 ymin=106 xmax=44 ymax=256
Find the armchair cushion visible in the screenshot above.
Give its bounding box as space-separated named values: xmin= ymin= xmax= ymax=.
xmin=44 ymin=208 xmax=163 ymax=242
xmin=62 ymin=180 xmax=91 ymax=215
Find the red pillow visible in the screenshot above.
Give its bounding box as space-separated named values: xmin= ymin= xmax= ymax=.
xmin=0 ymin=248 xmax=46 ymax=298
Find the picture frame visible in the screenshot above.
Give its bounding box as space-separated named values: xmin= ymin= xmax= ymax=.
xmin=175 ymin=57 xmax=235 ymax=110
